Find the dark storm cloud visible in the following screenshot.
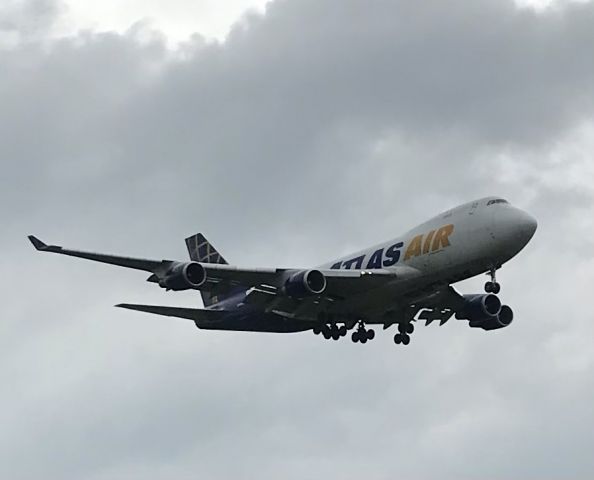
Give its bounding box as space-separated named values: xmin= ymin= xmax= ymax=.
xmin=1 ymin=0 xmax=593 ymax=478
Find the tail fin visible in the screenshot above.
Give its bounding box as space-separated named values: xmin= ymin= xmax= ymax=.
xmin=185 ymin=233 xmax=228 ymax=265
xmin=185 ymin=233 xmax=233 ymax=307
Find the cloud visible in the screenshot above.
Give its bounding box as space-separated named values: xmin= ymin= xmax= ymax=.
xmin=1 ymin=0 xmax=593 ymax=478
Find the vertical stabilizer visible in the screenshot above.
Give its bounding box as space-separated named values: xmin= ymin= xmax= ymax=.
xmin=185 ymin=233 xmax=230 ymax=307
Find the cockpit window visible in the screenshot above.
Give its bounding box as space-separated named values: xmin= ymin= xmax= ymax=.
xmin=487 ymin=199 xmax=509 ymax=206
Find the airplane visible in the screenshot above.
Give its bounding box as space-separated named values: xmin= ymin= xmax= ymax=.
xmin=28 ymin=196 xmax=537 ymax=346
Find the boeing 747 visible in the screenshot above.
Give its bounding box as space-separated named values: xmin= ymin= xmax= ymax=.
xmin=29 ymin=197 xmax=537 ymax=346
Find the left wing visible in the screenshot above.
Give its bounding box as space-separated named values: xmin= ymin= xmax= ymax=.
xmin=28 ymin=235 xmax=420 ymax=306
xmin=28 ymin=235 xmax=172 ymax=274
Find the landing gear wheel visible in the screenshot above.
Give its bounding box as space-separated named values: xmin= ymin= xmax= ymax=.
xmin=405 ymin=323 xmax=414 ymax=334
xmin=351 ymin=332 xmax=359 ymax=343
xmin=339 ymin=325 xmax=347 ymax=337
xmin=485 ymin=281 xmax=501 ymax=294
xmin=402 ymin=334 xmax=410 ymax=346
xmin=360 ymin=336 xmax=367 ymax=344
xmin=366 ymin=329 xmax=375 ymax=340
xmin=313 ymin=326 xmax=321 ymax=335
xmin=485 ymin=267 xmax=501 ymax=294
xmin=394 ymin=333 xmax=402 ymax=344
xmin=322 ymin=326 xmax=331 ymax=340
xmin=330 ymin=325 xmax=340 ymax=340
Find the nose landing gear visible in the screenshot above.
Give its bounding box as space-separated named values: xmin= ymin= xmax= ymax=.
xmin=484 ymin=267 xmax=501 ymax=294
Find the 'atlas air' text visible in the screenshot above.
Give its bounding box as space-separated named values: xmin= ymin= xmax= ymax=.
xmin=330 ymin=224 xmax=454 ymax=270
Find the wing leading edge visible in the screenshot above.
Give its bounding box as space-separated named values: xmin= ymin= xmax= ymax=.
xmin=28 ymin=235 xmax=169 ymax=273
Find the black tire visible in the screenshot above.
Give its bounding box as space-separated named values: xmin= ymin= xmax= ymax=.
xmin=339 ymin=325 xmax=347 ymax=337
xmin=492 ymin=282 xmax=501 ymax=294
xmin=360 ymin=336 xmax=367 ymax=344
xmin=366 ymin=329 xmax=375 ymax=340
xmin=484 ymin=282 xmax=493 ymax=293
xmin=322 ymin=328 xmax=331 ymax=340
xmin=406 ymin=323 xmax=414 ymax=334
xmin=394 ymin=333 xmax=402 ymax=344
xmin=351 ymin=332 xmax=359 ymax=343
xmin=313 ymin=326 xmax=321 ymax=335
xmin=402 ymin=334 xmax=410 ymax=345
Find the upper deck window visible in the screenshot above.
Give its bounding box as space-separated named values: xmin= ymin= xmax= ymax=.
xmin=487 ymin=199 xmax=509 ymax=206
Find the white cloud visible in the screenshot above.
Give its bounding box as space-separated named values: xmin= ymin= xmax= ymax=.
xmin=56 ymin=0 xmax=271 ymax=42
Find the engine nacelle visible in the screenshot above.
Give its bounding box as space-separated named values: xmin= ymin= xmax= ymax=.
xmin=283 ymin=269 xmax=327 ymax=297
xmin=455 ymin=294 xmax=513 ymax=331
xmin=159 ymin=262 xmax=206 ymax=291
xmin=470 ymin=305 xmax=514 ymax=331
xmin=456 ymin=294 xmax=501 ymax=319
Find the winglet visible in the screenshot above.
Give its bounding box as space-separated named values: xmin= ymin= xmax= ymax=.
xmin=28 ymin=235 xmax=48 ymax=251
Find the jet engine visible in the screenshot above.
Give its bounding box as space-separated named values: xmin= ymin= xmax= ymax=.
xmin=158 ymin=262 xmax=206 ymax=291
xmin=455 ymin=294 xmax=513 ymax=331
xmin=283 ymin=269 xmax=327 ymax=297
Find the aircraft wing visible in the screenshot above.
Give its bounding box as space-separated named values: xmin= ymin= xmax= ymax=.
xmin=412 ymin=286 xmax=466 ymax=326
xmin=201 ymin=262 xmax=410 ymax=293
xmin=28 ymin=235 xmax=172 ymax=274
xmin=28 ymin=235 xmax=419 ymax=307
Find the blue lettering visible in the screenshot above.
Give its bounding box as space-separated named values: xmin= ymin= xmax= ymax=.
xmin=366 ymin=248 xmax=384 ymax=269
xmin=383 ymin=242 xmax=403 ymax=267
xmin=343 ymin=255 xmax=365 ymax=270
xmin=330 ymin=261 xmax=342 ymax=270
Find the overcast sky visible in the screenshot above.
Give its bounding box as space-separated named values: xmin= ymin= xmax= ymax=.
xmin=1 ymin=0 xmax=593 ymax=478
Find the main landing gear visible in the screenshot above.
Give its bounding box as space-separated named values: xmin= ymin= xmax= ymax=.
xmin=313 ymin=319 xmax=375 ymax=343
xmin=393 ymin=322 xmax=414 ymax=346
xmin=484 ymin=267 xmax=501 ymax=294
xmin=313 ymin=323 xmax=347 ymax=341
xmin=351 ymin=321 xmax=375 ymax=344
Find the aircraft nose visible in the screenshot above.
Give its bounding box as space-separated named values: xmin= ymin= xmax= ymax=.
xmin=520 ymin=210 xmax=538 ymax=240
xmin=495 ymin=207 xmax=537 ymax=246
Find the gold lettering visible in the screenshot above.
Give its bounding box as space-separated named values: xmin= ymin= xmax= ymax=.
xmin=432 ymin=224 xmax=454 ymax=251
xmin=423 ymin=230 xmax=436 ymax=254
xmin=404 ymin=235 xmax=423 ymax=261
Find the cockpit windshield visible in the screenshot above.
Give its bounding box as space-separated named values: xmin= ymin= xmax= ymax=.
xmin=487 ymin=199 xmax=509 ymax=206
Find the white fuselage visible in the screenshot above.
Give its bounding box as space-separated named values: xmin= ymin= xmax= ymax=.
xmin=319 ymin=197 xmax=537 ymax=319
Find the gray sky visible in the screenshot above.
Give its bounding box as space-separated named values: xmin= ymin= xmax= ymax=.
xmin=1 ymin=0 xmax=593 ymax=478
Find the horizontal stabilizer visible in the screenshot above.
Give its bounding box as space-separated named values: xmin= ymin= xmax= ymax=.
xmin=28 ymin=235 xmax=49 ymax=251
xmin=116 ymin=303 xmax=226 ymax=324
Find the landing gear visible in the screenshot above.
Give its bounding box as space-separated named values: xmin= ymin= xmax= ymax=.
xmin=484 ymin=268 xmax=501 ymax=294
xmin=351 ymin=321 xmax=375 ymax=344
xmin=394 ymin=322 xmax=414 ymax=346
xmin=393 ymin=333 xmax=410 ymax=345
xmin=316 ymin=322 xmax=348 ymax=341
